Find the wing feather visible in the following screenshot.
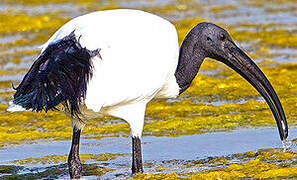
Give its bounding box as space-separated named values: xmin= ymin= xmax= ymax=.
xmin=13 ymin=31 xmax=100 ymax=117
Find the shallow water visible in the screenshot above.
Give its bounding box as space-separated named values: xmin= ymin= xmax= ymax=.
xmin=0 ymin=0 xmax=297 ymax=179
xmin=2 ymin=127 xmax=296 ymax=162
xmin=1 ymin=127 xmax=297 ymax=179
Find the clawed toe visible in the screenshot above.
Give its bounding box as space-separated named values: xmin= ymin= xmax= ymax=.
xmin=68 ymin=158 xmax=82 ymax=179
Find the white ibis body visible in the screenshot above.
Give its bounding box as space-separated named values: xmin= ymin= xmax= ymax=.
xmin=8 ymin=9 xmax=288 ymax=178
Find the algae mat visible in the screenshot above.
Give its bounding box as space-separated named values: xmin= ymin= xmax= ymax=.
xmin=0 ymin=0 xmax=297 ymax=179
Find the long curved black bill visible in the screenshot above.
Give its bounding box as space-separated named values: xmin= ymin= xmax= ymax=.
xmin=220 ymin=41 xmax=288 ymax=141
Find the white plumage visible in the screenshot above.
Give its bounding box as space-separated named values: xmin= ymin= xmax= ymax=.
xmin=14 ymin=9 xmax=180 ymax=137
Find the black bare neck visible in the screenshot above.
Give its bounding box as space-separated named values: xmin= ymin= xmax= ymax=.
xmin=174 ymin=31 xmax=205 ymax=94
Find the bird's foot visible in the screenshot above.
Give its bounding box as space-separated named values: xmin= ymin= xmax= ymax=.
xmin=68 ymin=157 xmax=82 ymax=179
xmin=132 ymin=166 xmax=144 ymax=175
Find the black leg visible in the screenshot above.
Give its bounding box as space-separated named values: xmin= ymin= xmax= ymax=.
xmin=132 ymin=136 xmax=143 ymax=174
xmin=68 ymin=127 xmax=82 ymax=179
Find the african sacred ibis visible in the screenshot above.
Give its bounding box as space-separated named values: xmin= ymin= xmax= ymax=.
xmin=8 ymin=9 xmax=288 ymax=179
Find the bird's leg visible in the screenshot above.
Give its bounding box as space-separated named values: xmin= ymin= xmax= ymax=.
xmin=132 ymin=136 xmax=143 ymax=174
xmin=68 ymin=126 xmax=82 ymax=179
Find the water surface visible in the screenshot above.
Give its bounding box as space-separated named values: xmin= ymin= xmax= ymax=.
xmin=0 ymin=0 xmax=297 ymax=179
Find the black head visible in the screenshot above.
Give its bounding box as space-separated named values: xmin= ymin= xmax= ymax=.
xmin=177 ymin=22 xmax=288 ymax=141
xmin=190 ymin=22 xmax=232 ymax=61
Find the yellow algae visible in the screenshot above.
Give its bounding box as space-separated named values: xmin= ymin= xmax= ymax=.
xmin=0 ymin=49 xmax=40 ymax=66
xmin=229 ymin=23 xmax=283 ymax=30
xmin=143 ymin=4 xmax=188 ymax=16
xmin=220 ymin=159 xmax=278 ymax=176
xmin=12 ymin=153 xmax=128 ymax=165
xmin=174 ymin=18 xmax=205 ymax=44
xmin=179 ymin=60 xmax=297 ymax=117
xmin=243 ymin=0 xmax=297 ymax=7
xmin=233 ymin=151 xmax=257 ymax=158
xmin=229 ymin=28 xmax=297 ymax=47
xmin=192 ymin=150 xmax=297 ymax=179
xmin=128 ymin=149 xmax=297 ymax=179
xmin=256 ymin=149 xmax=296 ymax=161
xmin=83 ymin=165 xmax=114 ymax=177
xmin=143 ymin=93 xmax=296 ymax=137
xmin=209 ymin=5 xmax=236 ymax=13
xmin=131 ymin=172 xmax=180 ymax=180
xmin=0 ymin=34 xmax=47 ymax=48
xmin=0 ymin=0 xmax=296 ymax=151
xmin=0 ymin=13 xmax=69 ymax=34
xmin=0 ymin=39 xmax=30 ymax=47
xmin=30 ymin=31 xmax=56 ymax=44
xmin=265 ymin=6 xmax=297 ymax=13
xmin=3 ymin=0 xmax=74 ymax=5
xmin=255 ymin=166 xmax=297 ymax=179
xmin=232 ymin=149 xmax=297 ymax=163
xmin=0 ymin=111 xmax=71 ymax=145
xmin=0 ymin=165 xmax=22 ymax=174
xmin=0 ymin=104 xmax=8 ymax=111
xmin=1 ymin=163 xmax=112 ymax=179
xmin=208 ymin=157 xmax=228 ymax=165
xmin=154 ymin=166 xmax=166 ymax=172
xmin=7 ymin=49 xmax=39 ymax=56
xmin=0 ymin=110 xmax=130 ymax=146
xmin=2 ymin=0 xmax=104 ymax=5
xmin=2 ymin=60 xmax=297 ymax=145
xmin=1 ymin=60 xmax=292 ymax=145
xmin=0 ymin=68 xmax=27 ymax=76
xmin=190 ymin=171 xmax=245 ymax=180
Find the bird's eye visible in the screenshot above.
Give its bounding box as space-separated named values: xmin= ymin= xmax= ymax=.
xmin=206 ymin=37 xmax=212 ymax=41
xmin=219 ymin=33 xmax=226 ymax=41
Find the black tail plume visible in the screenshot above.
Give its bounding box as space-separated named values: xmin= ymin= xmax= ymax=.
xmin=13 ymin=31 xmax=100 ymax=117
